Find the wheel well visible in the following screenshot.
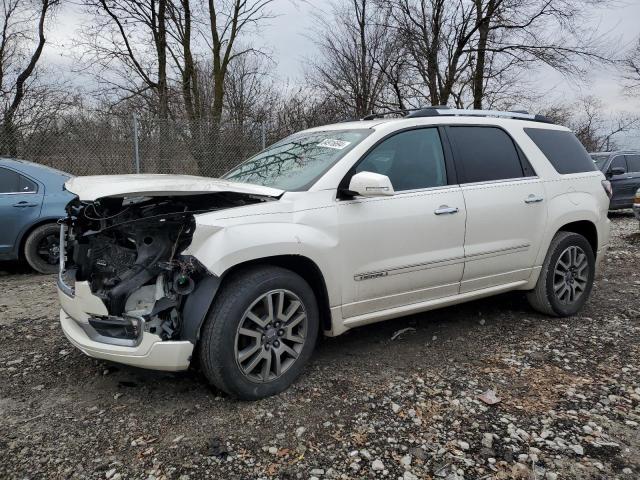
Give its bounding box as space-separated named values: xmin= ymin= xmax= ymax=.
xmin=222 ymin=255 xmax=333 ymax=332
xmin=18 ymin=219 xmax=59 ymax=259
xmin=558 ymin=220 xmax=598 ymax=253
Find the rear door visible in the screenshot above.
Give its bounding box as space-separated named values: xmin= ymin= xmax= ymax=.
xmin=0 ymin=167 xmax=43 ymax=255
xmin=447 ymin=126 xmax=547 ymax=293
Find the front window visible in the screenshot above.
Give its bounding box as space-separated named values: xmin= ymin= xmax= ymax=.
xmin=590 ymin=154 xmax=609 ymax=171
xmin=224 ymin=129 xmax=372 ymax=191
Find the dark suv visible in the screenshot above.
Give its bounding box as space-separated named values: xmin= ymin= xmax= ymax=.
xmin=591 ymin=151 xmax=640 ymax=210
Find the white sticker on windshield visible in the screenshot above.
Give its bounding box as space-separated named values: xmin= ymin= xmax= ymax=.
xmin=318 ymin=139 xmax=351 ymax=150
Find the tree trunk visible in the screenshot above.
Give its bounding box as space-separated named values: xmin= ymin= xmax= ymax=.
xmin=472 ymin=0 xmax=491 ymax=109
xmin=155 ymin=0 xmax=171 ymax=172
xmin=0 ymin=115 xmax=18 ymax=157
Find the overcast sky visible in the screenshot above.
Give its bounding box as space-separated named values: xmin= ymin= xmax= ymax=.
xmin=46 ymin=0 xmax=640 ymax=148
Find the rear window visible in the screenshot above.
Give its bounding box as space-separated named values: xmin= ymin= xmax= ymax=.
xmin=525 ymin=128 xmax=597 ymax=174
xmin=448 ymin=126 xmax=525 ymax=183
xmin=0 ymin=167 xmax=20 ymax=193
xmin=627 ymin=154 xmax=640 ymax=173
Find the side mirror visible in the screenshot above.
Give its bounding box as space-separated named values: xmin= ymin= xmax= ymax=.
xmin=348 ymin=171 xmax=395 ymax=197
xmin=608 ymin=167 xmax=626 ymax=177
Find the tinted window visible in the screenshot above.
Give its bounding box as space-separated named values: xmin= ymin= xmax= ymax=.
xmin=449 ymin=126 xmax=524 ymax=183
xmin=626 ymin=155 xmax=640 ymax=173
xmin=525 ymin=128 xmax=597 ymax=174
xmin=19 ymin=175 xmax=37 ymax=193
xmin=610 ymin=156 xmax=627 ymax=173
xmin=356 ymin=128 xmax=447 ymax=191
xmin=0 ymin=167 xmax=20 ymax=193
xmin=590 ymin=154 xmax=609 ymax=171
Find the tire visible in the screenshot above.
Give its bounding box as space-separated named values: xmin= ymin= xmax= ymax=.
xmin=23 ymin=223 xmax=61 ymax=274
xmin=526 ymin=231 xmax=595 ymax=317
xmin=199 ymin=265 xmax=319 ymax=400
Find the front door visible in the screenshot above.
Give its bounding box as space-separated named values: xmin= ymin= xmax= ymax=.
xmin=608 ymin=155 xmax=633 ymax=209
xmin=0 ymin=167 xmax=43 ymax=255
xmin=338 ymin=127 xmax=466 ymax=319
xmin=445 ymin=126 xmax=548 ymax=292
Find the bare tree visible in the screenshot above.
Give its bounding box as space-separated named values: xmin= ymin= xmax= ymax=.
xmin=0 ymin=0 xmax=59 ymax=155
xmin=542 ymin=96 xmax=640 ymax=151
xmin=79 ymin=0 xmax=173 ymax=170
xmin=623 ymin=37 xmax=640 ymax=96
xmin=81 ymin=0 xmax=170 ymax=118
xmin=224 ymin=52 xmax=275 ymax=128
xmin=166 ymin=0 xmax=274 ymax=173
xmin=470 ymin=0 xmax=614 ymax=108
xmin=308 ymin=0 xmax=399 ymax=118
xmin=387 ymin=0 xmax=613 ymax=109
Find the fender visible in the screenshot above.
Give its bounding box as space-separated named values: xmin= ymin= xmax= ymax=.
xmin=535 ymin=190 xmax=604 ymax=267
xmin=185 ymin=215 xmax=342 ymax=307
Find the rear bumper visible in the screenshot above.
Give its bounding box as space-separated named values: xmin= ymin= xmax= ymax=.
xmin=58 ymin=284 xmax=193 ymax=372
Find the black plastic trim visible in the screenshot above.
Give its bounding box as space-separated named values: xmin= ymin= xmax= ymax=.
xmin=180 ymin=275 xmax=221 ymax=343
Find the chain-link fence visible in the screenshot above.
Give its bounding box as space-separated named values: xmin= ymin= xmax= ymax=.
xmin=15 ymin=116 xmax=292 ymax=178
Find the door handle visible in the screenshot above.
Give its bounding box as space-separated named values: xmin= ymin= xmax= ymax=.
xmin=12 ymin=201 xmax=38 ymax=208
xmin=524 ymin=195 xmax=544 ymax=204
xmin=434 ymin=206 xmax=459 ymax=215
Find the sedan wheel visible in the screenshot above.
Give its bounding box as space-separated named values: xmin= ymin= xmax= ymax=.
xmin=23 ymin=223 xmax=61 ymax=274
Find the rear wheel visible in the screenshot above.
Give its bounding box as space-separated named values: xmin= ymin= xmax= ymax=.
xmin=527 ymin=231 xmax=595 ymax=317
xmin=199 ymin=265 xmax=319 ymax=400
xmin=23 ymin=223 xmax=60 ymax=274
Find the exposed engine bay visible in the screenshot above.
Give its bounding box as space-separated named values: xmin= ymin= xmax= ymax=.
xmin=61 ymin=192 xmax=266 ymax=345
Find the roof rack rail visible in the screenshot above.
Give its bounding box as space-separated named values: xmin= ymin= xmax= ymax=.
xmin=360 ymin=106 xmax=554 ymax=124
xmin=405 ymin=107 xmax=554 ymax=123
xmin=361 ymin=105 xmax=450 ymax=121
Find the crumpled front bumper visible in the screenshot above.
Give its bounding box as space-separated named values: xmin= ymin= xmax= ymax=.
xmin=57 ymin=279 xmax=194 ymax=372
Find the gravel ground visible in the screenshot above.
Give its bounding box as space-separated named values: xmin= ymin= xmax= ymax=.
xmin=1 ymin=213 xmax=639 ymax=480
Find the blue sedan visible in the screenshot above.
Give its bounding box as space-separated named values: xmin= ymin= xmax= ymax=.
xmin=0 ymin=158 xmax=74 ymax=273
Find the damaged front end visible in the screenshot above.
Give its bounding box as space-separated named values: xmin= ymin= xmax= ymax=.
xmin=58 ymin=192 xmax=262 ymax=352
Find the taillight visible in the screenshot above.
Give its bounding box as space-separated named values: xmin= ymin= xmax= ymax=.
xmin=601 ymin=180 xmax=612 ymax=199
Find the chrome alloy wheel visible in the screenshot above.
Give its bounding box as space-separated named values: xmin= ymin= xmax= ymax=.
xmin=553 ymin=246 xmax=589 ymax=304
xmin=234 ymin=289 xmax=308 ymax=383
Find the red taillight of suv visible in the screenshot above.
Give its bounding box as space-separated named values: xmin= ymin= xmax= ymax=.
xmin=601 ymin=180 xmax=612 ymax=199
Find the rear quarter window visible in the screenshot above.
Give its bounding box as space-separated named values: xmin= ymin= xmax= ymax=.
xmin=524 ymin=128 xmax=597 ymax=174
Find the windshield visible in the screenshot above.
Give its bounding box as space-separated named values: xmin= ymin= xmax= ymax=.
xmin=223 ymin=129 xmax=372 ymax=191
xmin=590 ymin=154 xmax=609 ymax=170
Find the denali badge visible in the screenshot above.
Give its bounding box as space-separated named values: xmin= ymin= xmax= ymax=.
xmin=354 ymin=271 xmax=389 ymax=281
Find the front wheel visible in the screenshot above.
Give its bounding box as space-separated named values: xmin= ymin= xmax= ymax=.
xmin=527 ymin=231 xmax=595 ymax=317
xmin=199 ymin=265 xmax=319 ymax=400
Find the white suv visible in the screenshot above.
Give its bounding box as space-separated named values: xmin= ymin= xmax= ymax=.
xmin=57 ymin=108 xmax=611 ymax=399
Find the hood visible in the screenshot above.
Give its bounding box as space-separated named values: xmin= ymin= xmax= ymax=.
xmin=64 ymin=174 xmax=284 ymax=201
